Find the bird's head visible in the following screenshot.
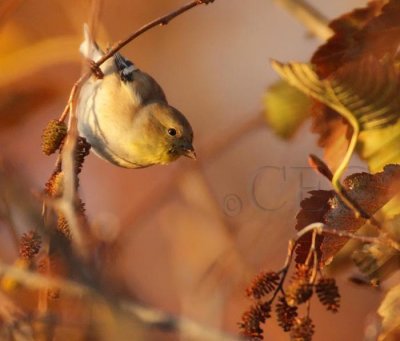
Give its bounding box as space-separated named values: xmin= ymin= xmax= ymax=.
xmin=136 ymin=102 xmax=195 ymax=165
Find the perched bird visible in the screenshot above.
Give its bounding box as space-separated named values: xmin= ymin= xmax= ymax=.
xmin=77 ymin=25 xmax=195 ymax=168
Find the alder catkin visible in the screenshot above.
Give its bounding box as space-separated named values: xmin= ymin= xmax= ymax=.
xmin=41 ymin=119 xmax=67 ymax=155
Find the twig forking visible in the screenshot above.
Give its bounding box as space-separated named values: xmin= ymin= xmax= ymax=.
xmin=58 ymin=0 xmax=216 ymax=123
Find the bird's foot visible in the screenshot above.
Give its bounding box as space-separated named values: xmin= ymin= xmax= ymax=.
xmin=88 ymin=59 xmax=104 ymax=79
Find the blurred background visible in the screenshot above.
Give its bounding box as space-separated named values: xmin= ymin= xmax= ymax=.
xmin=0 ymin=0 xmax=383 ymax=340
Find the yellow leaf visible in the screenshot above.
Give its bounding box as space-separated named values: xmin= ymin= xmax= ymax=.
xmin=263 ymin=80 xmax=311 ymax=139
xmin=358 ymin=120 xmax=400 ymax=173
xmin=271 ymin=57 xmax=400 ymax=132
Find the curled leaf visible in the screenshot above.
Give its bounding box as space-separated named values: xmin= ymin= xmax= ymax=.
xmin=271 ymin=56 xmax=400 ymax=132
xmin=311 ymin=0 xmax=398 ymax=78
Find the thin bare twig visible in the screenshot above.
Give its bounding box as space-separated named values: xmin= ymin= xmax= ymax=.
xmin=52 ymin=0 xmax=218 ymax=267
xmin=95 ymin=0 xmax=215 ymax=69
xmin=259 ymin=220 xmax=400 ymax=309
xmin=59 ymin=0 xmax=216 ymax=123
xmin=52 ymin=81 xmax=87 ymax=260
xmin=297 ymin=223 xmax=400 ymax=252
xmin=265 ymin=221 xmax=400 ymax=295
xmin=268 ymin=239 xmax=298 ymax=302
xmin=59 ymin=74 xmax=88 ymax=123
xmin=304 ymin=229 xmax=317 ymax=266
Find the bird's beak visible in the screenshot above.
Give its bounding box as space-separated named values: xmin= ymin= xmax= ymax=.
xmin=182 ymin=147 xmax=197 ymax=160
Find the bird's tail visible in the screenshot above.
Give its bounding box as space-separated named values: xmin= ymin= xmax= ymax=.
xmin=79 ymin=23 xmax=103 ymax=62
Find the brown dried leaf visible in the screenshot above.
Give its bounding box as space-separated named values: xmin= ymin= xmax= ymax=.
xmin=295 ymin=164 xmax=400 ymax=264
xmin=295 ymin=190 xmax=331 ymax=264
xmin=329 ymin=0 xmax=386 ymax=33
xmin=311 ymin=0 xmax=397 ymax=78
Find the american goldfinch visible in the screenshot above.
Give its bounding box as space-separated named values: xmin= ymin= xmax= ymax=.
xmin=77 ymin=25 xmax=195 ymax=168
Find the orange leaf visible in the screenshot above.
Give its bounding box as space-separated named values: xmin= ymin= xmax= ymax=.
xmin=311 ymin=0 xmax=400 ymax=78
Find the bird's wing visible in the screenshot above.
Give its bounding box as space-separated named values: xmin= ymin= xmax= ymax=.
xmin=114 ymin=53 xmax=139 ymax=82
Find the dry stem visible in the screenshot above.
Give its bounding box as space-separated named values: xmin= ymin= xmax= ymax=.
xmin=266 ymin=220 xmax=400 ymax=304
xmin=59 ymin=0 xmax=216 ymax=123
xmin=273 ymin=0 xmax=333 ymax=40
xmin=297 ymin=223 xmax=400 ymax=252
xmin=52 ymin=0 xmax=218 ymax=257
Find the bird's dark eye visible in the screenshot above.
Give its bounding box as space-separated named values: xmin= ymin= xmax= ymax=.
xmin=168 ymin=128 xmax=177 ymax=136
